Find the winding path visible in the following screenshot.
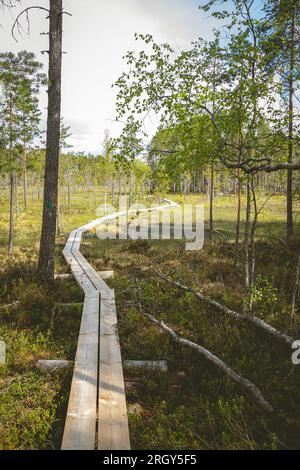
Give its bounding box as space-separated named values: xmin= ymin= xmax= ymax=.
xmin=61 ymin=199 xmax=177 ymax=450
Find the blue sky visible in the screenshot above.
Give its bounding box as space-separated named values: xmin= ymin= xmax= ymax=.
xmin=0 ymin=0 xmax=218 ymax=154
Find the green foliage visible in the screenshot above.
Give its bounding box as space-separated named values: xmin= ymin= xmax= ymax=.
xmin=0 ymin=369 xmax=60 ymax=450
xmin=0 ymin=255 xmax=83 ymax=449
xmin=247 ymin=275 xmax=278 ymax=315
xmin=0 ymin=51 xmax=45 ymax=170
xmin=81 ymin=211 xmax=300 ymax=449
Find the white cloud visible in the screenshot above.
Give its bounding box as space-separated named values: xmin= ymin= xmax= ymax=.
xmin=0 ymin=0 xmax=216 ymax=154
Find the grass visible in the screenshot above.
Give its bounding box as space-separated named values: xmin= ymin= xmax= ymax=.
xmin=81 ymin=236 xmax=300 ymax=449
xmin=0 ymin=188 xmax=299 ymax=449
xmin=80 ymin=193 xmax=300 ymax=450
xmin=0 ymin=257 xmax=83 ymax=449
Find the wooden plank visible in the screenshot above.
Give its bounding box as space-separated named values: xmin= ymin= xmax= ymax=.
xmin=61 ymin=295 xmax=99 ymax=450
xmin=62 ymin=200 xmax=176 ymax=450
xmin=98 ymin=295 xmax=130 ymax=450
xmin=100 ymin=295 xmax=118 ymax=336
xmin=98 ymin=363 xmax=131 ymax=450
xmin=73 ymin=251 xmax=111 ymax=292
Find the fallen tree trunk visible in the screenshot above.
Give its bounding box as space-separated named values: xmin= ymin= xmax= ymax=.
xmin=140 ymin=306 xmax=273 ymax=413
xmin=124 ymin=360 xmax=168 ymax=372
xmin=153 ymin=268 xmax=294 ymax=347
xmin=37 ymin=360 xmax=73 ymax=372
xmin=54 ymin=302 xmax=83 ymax=309
xmin=0 ymin=301 xmax=20 ymax=310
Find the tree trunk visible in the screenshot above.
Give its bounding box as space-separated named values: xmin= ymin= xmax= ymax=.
xmin=38 ymin=0 xmax=63 ymax=279
xmin=23 ymin=142 xmax=28 ymax=211
xmin=209 ymin=162 xmax=214 ymax=241
xmin=141 ymin=181 xmax=144 ymax=199
xmin=31 ymin=175 xmax=35 ymax=201
xmin=235 ymin=171 xmax=241 ymax=248
xmin=111 ymin=178 xmax=115 ymax=205
xmin=244 ymin=180 xmax=251 ymax=290
xmin=129 ymin=170 xmax=133 ymax=207
xmin=8 ymin=95 xmax=14 ymax=255
xmin=287 ymin=7 xmax=296 ymax=242
xmin=8 ymin=170 xmax=14 ymax=255
xmin=118 ymin=173 xmax=122 ymax=196
xmin=57 ymin=182 xmax=61 ymax=235
xmin=67 ymin=173 xmax=71 ymax=210
xmin=15 ymin=173 xmax=19 ymax=219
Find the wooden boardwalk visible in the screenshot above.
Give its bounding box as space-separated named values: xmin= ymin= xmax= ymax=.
xmin=61 ymin=199 xmax=176 ymax=450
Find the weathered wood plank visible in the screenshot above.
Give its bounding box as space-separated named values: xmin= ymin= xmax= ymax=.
xmin=61 ymin=295 xmax=99 ymax=450
xmin=62 ymin=199 xmax=175 ymax=450
xmin=74 ymin=251 xmax=111 ymax=292
xmin=98 ymin=295 xmax=130 ymax=450
xmin=98 ymin=363 xmax=131 ymax=450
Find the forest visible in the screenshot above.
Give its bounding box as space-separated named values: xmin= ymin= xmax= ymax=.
xmin=0 ymin=0 xmax=300 ymax=457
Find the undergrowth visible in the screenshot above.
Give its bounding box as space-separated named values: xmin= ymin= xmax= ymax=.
xmin=82 ymin=236 xmax=300 ymax=450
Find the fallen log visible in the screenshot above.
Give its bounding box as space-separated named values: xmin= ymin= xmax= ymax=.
xmin=153 ymin=268 xmax=294 ymax=347
xmin=97 ymin=270 xmax=114 ymax=280
xmin=140 ymin=306 xmax=273 ymax=413
xmin=54 ymin=302 xmax=83 ymax=309
xmin=54 ymin=274 xmax=74 ymax=280
xmin=0 ymin=340 xmax=5 ymax=365
xmin=0 ymin=301 xmax=20 ymax=310
xmin=124 ymin=360 xmax=168 ymax=372
xmin=36 ymin=360 xmax=73 ymax=372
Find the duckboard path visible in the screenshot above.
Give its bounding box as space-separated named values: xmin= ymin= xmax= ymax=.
xmin=61 ymin=199 xmax=177 ymax=450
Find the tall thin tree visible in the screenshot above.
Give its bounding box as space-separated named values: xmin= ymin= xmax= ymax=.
xmin=38 ymin=0 xmax=63 ymax=278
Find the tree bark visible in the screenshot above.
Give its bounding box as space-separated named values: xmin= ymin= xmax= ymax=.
xmin=129 ymin=170 xmax=133 ymax=207
xmin=209 ymin=162 xmax=214 ymax=241
xmin=244 ymin=180 xmax=251 ymax=290
xmin=118 ymin=172 xmax=122 ymax=196
xmin=23 ymin=140 xmax=28 ymax=211
xmin=8 ymin=95 xmax=14 ymax=255
xmin=287 ymin=6 xmax=296 ymax=242
xmin=67 ymin=173 xmax=71 ymax=210
xmin=111 ymin=178 xmax=115 ymax=205
xmin=235 ymin=171 xmax=241 ymax=248
xmin=15 ymin=172 xmax=19 ymax=219
xmin=8 ymin=170 xmax=14 ymax=255
xmin=56 ymin=181 xmax=61 ymax=235
xmin=38 ymin=0 xmax=63 ymax=279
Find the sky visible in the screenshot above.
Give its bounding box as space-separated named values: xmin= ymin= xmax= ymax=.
xmin=0 ymin=0 xmax=217 ymax=154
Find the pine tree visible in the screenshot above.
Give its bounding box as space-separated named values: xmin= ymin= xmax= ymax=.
xmin=0 ymin=51 xmax=44 ymax=253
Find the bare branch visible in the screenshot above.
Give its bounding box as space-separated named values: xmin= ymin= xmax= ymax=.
xmin=152 ymin=268 xmax=294 ymax=347
xmin=219 ymin=156 xmax=300 ymax=174
xmin=12 ymin=6 xmax=50 ymax=42
xmin=139 ymin=304 xmax=273 ymax=413
xmin=0 ymin=300 xmax=20 ymax=310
